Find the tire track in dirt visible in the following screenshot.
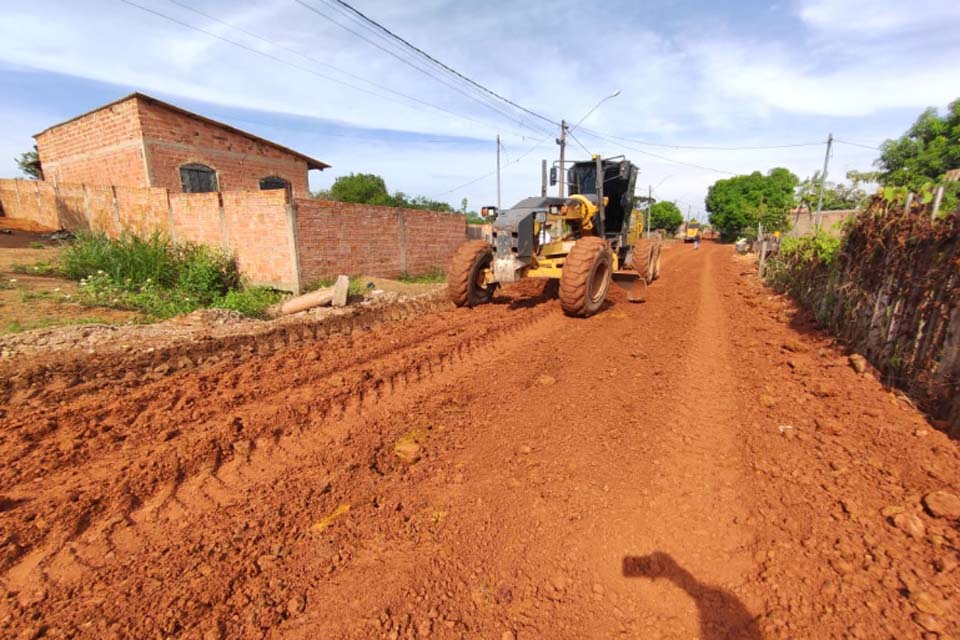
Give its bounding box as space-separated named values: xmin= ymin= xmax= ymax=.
xmin=2 ymin=242 xmax=958 ymax=639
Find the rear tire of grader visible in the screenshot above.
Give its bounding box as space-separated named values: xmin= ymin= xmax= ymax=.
xmin=448 ymin=240 xmax=496 ymax=307
xmin=559 ymin=237 xmax=613 ymax=317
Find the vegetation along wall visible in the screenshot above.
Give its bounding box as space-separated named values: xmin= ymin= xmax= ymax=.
xmin=766 ymin=197 xmax=960 ymax=435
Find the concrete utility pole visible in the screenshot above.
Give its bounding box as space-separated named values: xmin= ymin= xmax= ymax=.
xmin=814 ymin=133 xmax=833 ymax=230
xmin=496 ymin=134 xmax=501 ymax=209
xmin=541 ymin=160 xmax=548 ymax=197
xmin=646 ymin=184 xmax=653 ymax=236
xmin=557 ymin=120 xmax=567 ymax=197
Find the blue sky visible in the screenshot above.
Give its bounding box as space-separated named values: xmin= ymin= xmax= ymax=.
xmin=1 ymin=0 xmax=958 ymax=219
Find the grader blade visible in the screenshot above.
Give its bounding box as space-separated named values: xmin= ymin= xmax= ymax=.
xmin=612 ymin=270 xmax=647 ymax=302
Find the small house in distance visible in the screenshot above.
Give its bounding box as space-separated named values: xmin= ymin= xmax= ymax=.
xmin=34 ymin=92 xmax=329 ymax=196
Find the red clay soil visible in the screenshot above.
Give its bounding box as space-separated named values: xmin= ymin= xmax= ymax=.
xmin=1 ymin=241 xmax=958 ymax=639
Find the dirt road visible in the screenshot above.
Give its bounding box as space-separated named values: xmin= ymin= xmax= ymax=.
xmin=2 ymin=241 xmax=958 ymax=639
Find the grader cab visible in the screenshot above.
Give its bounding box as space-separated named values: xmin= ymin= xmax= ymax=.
xmin=448 ymin=156 xmax=662 ymax=317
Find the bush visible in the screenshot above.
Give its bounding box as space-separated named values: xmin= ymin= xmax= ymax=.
xmin=62 ymin=232 xmax=272 ymax=320
xmin=214 ymin=287 xmax=283 ymax=318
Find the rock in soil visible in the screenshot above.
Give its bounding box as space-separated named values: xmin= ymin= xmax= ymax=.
xmin=922 ymin=490 xmax=960 ymax=520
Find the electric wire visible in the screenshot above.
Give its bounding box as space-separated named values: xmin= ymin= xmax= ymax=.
xmin=119 ymin=0 xmax=504 ymax=134
xmin=432 ymin=136 xmax=551 ymax=198
xmin=578 ymin=128 xmax=826 ymax=151
xmin=323 ymin=0 xmax=560 ymax=129
xmin=160 ymin=0 xmax=502 ymax=133
xmin=835 ymin=139 xmax=882 ymax=151
xmin=294 ymin=0 xmax=555 ymax=138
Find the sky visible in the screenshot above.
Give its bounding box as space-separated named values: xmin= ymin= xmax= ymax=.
xmin=1 ymin=0 xmax=959 ymax=220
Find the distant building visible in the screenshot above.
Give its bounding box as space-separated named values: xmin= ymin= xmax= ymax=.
xmin=34 ymin=92 xmax=329 ymax=196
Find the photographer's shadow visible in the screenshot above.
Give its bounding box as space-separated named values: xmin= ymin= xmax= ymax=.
xmin=623 ymin=552 xmax=762 ymax=640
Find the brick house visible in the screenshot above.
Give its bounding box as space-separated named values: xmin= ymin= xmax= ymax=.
xmin=34 ymin=92 xmax=329 ymax=196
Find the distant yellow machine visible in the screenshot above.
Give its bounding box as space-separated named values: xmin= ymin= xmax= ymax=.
xmin=683 ymin=221 xmax=702 ymax=243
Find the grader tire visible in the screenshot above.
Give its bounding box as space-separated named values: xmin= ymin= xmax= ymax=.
xmin=448 ymin=240 xmax=495 ymax=307
xmin=559 ymin=237 xmax=613 ymax=317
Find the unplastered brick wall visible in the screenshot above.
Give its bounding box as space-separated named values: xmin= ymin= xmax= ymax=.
xmin=138 ymin=98 xmax=310 ymax=196
xmin=35 ymin=98 xmax=148 ymax=188
xmin=0 ymin=178 xmax=298 ymax=290
xmin=294 ymin=199 xmax=465 ymax=286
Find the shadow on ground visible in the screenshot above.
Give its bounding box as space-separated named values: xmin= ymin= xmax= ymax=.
xmin=623 ymin=551 xmax=761 ymax=640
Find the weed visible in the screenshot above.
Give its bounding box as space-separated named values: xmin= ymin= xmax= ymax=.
xmin=29 ymin=241 xmax=45 ymax=249
xmin=11 ymin=261 xmax=62 ymax=276
xmin=214 ymin=287 xmax=283 ymax=318
xmin=397 ymin=268 xmax=446 ymax=284
xmin=3 ymin=316 xmax=112 ymax=334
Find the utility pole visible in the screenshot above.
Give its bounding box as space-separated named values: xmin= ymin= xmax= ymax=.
xmin=814 ymin=133 xmax=833 ymax=229
xmin=541 ymin=159 xmax=547 ymax=197
xmin=557 ymin=120 xmax=567 ymax=197
xmin=496 ymin=134 xmax=501 ymax=209
xmin=646 ymin=184 xmax=652 ymax=236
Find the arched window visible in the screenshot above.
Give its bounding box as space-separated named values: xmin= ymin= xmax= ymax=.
xmin=259 ymin=176 xmax=290 ymax=191
xmin=180 ymin=163 xmax=218 ymax=193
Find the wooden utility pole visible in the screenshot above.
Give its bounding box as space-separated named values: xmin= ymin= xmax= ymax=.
xmin=557 ymin=120 xmax=567 ymax=197
xmin=814 ymin=133 xmax=833 ymax=229
xmin=496 ymin=134 xmax=501 ymax=209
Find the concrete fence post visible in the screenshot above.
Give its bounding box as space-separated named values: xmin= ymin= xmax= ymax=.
xmin=398 ymin=209 xmax=408 ymax=276
xmin=217 ymin=191 xmax=229 ymax=252
xmin=932 ymin=185 xmax=945 ymax=221
xmin=110 ymin=185 xmax=121 ymax=234
xmin=285 ymin=193 xmax=302 ymax=294
xmin=164 ymin=189 xmax=177 ymax=243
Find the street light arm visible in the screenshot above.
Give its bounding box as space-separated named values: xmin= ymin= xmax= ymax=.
xmin=569 ymin=90 xmax=621 ymax=134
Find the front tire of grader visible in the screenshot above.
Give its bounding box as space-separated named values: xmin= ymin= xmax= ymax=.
xmin=559 ymin=236 xmax=613 ymax=317
xmin=448 ymin=240 xmax=496 ymax=307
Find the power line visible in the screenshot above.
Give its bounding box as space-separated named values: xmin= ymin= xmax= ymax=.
xmin=579 ymin=128 xmax=825 ymax=151
xmin=156 ymin=0 xmax=525 ymax=137
xmin=581 ymin=129 xmax=736 ymax=175
xmin=294 ymin=0 xmax=554 ymax=138
xmin=119 ymin=0 xmax=490 ymax=129
xmin=835 ymin=138 xmax=882 ymax=151
xmin=432 ymin=136 xmax=550 ymax=198
xmin=322 ymin=0 xmax=560 ymax=129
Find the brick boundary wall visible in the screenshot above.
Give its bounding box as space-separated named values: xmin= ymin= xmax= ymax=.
xmin=0 ymin=179 xmax=468 ymax=293
xmin=790 ymin=208 xmax=856 ymax=237
xmin=293 ymin=199 xmax=466 ymax=287
xmin=0 ymin=178 xmax=297 ymax=290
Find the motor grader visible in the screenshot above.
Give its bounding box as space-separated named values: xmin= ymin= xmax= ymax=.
xmin=448 ymin=156 xmax=661 ymax=317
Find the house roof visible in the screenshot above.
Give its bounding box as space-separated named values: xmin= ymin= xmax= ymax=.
xmin=34 ymin=92 xmax=330 ymax=171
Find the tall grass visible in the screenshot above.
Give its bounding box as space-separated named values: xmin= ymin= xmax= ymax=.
xmin=60 ymin=232 xmax=280 ymax=319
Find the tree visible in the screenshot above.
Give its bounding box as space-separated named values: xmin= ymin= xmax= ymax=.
xmin=16 ymin=146 xmax=41 ymax=179
xmin=705 ymin=168 xmax=798 ymax=241
xmin=329 ymin=173 xmax=392 ymax=205
xmin=796 ymin=172 xmax=866 ymax=212
xmin=876 ymin=99 xmax=960 ymax=190
xmin=648 ymin=201 xmax=683 ymax=235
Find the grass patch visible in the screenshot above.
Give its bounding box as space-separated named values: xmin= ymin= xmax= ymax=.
xmin=3 ymin=316 xmax=112 ymax=334
xmin=60 ymin=232 xmax=281 ymax=320
xmin=307 ymin=275 xmax=369 ymax=298
xmin=397 ymin=268 xmax=446 ymax=284
xmin=11 ymin=261 xmax=62 ymax=277
xmin=29 ymin=241 xmax=45 ymax=250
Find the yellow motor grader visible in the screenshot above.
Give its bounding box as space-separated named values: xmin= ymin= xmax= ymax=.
xmin=448 ymin=156 xmax=661 ymax=317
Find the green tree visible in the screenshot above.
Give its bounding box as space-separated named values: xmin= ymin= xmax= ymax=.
xmin=877 ymin=99 xmax=960 ymax=190
xmin=705 ymin=168 xmax=799 ymax=241
xmin=648 ymin=201 xmax=683 ymax=235
xmin=16 ymin=146 xmax=41 ymax=179
xmin=329 ymin=173 xmax=392 ymax=205
xmin=796 ymin=172 xmax=867 ymax=211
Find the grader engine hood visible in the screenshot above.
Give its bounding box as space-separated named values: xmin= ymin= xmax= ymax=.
xmin=491 ymin=197 xmax=566 ymax=283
